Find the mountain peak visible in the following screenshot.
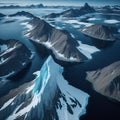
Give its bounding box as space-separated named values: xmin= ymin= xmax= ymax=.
xmin=84 ymin=3 xmax=89 ymax=7
xmin=80 ymin=2 xmax=95 ymax=13
xmin=81 ymin=24 xmax=116 ymax=41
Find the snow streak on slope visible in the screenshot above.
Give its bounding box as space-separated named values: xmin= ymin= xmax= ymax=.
xmin=77 ymin=41 xmax=100 ymax=59
xmin=0 ymin=56 xmax=89 ymax=120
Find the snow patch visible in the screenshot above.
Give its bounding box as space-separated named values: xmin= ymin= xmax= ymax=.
xmin=0 ymin=45 xmax=17 ymax=57
xmin=0 ymin=96 xmax=16 ymax=111
xmin=77 ymin=41 xmax=100 ymax=59
xmin=29 ymin=52 xmax=35 ymax=59
xmin=64 ymin=20 xmax=93 ymax=27
xmin=104 ymin=19 xmax=120 ymax=24
xmin=0 ymin=57 xmax=10 ymax=65
xmin=87 ymin=17 xmax=101 ymax=21
xmin=0 ymin=45 xmax=8 ymax=53
xmin=5 ymin=57 xmax=89 ymax=120
xmin=0 ymin=71 xmax=15 ymax=78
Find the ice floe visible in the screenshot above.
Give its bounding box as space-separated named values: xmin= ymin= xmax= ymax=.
xmin=77 ymin=41 xmax=100 ymax=59
xmin=104 ymin=19 xmax=120 ymax=24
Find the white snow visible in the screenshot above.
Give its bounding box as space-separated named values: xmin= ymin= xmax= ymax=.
xmin=29 ymin=52 xmax=35 ymax=59
xmin=57 ymin=78 xmax=89 ymax=120
xmin=25 ymin=84 xmax=35 ymax=94
xmin=72 ymin=24 xmax=80 ymax=29
xmin=104 ymin=19 xmax=120 ymax=24
xmin=28 ymin=38 xmax=80 ymax=62
xmin=77 ymin=41 xmax=100 ymax=59
xmin=0 ymin=71 xmax=15 ymax=78
xmin=0 ymin=96 xmax=16 ymax=111
xmin=6 ymin=71 xmax=40 ymax=120
xmin=20 ymin=22 xmax=28 ymax=26
xmin=87 ymin=17 xmax=101 ymax=21
xmin=55 ymin=26 xmax=62 ymax=30
xmin=21 ymin=62 xmax=26 ymax=66
xmin=5 ymin=56 xmax=89 ymax=120
xmin=70 ymin=33 xmax=75 ymax=38
xmin=0 ymin=45 xmax=8 ymax=52
xmin=64 ymin=20 xmax=93 ymax=27
xmin=55 ymin=50 xmax=78 ymax=61
xmin=0 ymin=45 xmax=17 ymax=57
xmin=47 ymin=56 xmax=89 ymax=120
xmin=7 ymin=95 xmax=40 ymax=120
xmin=0 ymin=57 xmax=9 ymax=65
xmin=21 ymin=22 xmax=34 ymax=31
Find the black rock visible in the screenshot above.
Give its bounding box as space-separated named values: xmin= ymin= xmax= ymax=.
xmin=0 ymin=13 xmax=6 ymax=18
xmin=81 ymin=24 xmax=116 ymax=41
xmin=9 ymin=11 xmax=35 ymax=18
xmin=0 ymin=39 xmax=32 ymax=78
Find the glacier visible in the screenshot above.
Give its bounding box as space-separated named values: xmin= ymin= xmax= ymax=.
xmin=0 ymin=56 xmax=89 ymax=120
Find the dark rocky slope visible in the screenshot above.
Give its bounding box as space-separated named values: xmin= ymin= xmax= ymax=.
xmin=9 ymin=11 xmax=35 ymax=18
xmin=0 ymin=39 xmax=32 ymax=78
xmin=81 ymin=24 xmax=116 ymax=41
xmin=44 ymin=3 xmax=95 ymax=18
xmin=99 ymin=5 xmax=120 ymax=14
xmin=0 ymin=13 xmax=6 ymax=18
xmin=25 ymin=17 xmax=87 ymax=63
xmin=86 ymin=61 xmax=120 ymax=102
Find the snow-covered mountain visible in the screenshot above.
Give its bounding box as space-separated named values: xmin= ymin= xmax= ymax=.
xmin=25 ymin=17 xmax=87 ymax=64
xmin=44 ymin=3 xmax=95 ymax=18
xmin=0 ymin=56 xmax=89 ymax=120
xmin=81 ymin=24 xmax=116 ymax=41
xmin=9 ymin=11 xmax=35 ymax=18
xmin=0 ymin=39 xmax=32 ymax=78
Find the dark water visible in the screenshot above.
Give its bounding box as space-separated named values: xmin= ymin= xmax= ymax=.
xmin=63 ymin=41 xmax=120 ymax=120
xmin=58 ymin=15 xmax=120 ymax=120
xmin=0 ymin=17 xmax=46 ymax=97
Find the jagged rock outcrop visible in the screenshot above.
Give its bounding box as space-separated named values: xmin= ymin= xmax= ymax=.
xmin=86 ymin=61 xmax=120 ymax=102
xmin=81 ymin=24 xmax=116 ymax=41
xmin=0 ymin=39 xmax=32 ymax=78
xmin=44 ymin=3 xmax=95 ymax=18
xmin=25 ymin=17 xmax=87 ymax=63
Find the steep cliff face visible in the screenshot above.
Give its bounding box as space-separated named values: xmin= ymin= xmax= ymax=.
xmin=25 ymin=17 xmax=87 ymax=63
xmin=0 ymin=57 xmax=89 ymax=120
xmin=87 ymin=61 xmax=120 ymax=102
xmin=0 ymin=39 xmax=32 ymax=78
xmin=81 ymin=24 xmax=116 ymax=41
